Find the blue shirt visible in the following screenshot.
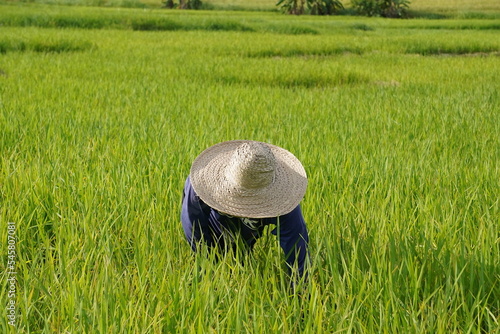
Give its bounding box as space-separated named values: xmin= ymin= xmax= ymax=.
xmin=181 ymin=177 xmax=309 ymax=276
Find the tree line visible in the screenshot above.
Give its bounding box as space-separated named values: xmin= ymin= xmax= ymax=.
xmin=164 ymin=0 xmax=411 ymax=18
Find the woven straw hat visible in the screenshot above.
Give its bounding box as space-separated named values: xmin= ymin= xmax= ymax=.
xmin=190 ymin=140 xmax=307 ymax=218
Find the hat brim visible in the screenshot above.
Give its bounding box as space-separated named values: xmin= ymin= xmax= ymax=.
xmin=190 ymin=140 xmax=307 ymax=218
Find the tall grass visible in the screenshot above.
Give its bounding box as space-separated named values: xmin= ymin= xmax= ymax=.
xmin=0 ymin=4 xmax=499 ymax=333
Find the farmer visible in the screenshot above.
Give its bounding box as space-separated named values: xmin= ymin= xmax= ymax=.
xmin=181 ymin=140 xmax=309 ymax=277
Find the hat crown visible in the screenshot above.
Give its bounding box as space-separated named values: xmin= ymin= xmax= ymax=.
xmin=226 ymin=142 xmax=276 ymax=190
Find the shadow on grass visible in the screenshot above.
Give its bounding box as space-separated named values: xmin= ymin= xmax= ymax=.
xmin=246 ymin=47 xmax=364 ymax=58
xmin=1 ymin=12 xmax=319 ymax=35
xmin=218 ymin=70 xmax=369 ymax=89
xmin=0 ymin=38 xmax=94 ymax=53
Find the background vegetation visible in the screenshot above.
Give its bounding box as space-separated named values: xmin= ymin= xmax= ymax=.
xmin=0 ymin=1 xmax=499 ymax=333
xmin=1 ymin=0 xmax=500 ymax=16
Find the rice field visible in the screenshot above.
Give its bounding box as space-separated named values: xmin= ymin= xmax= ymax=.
xmin=0 ymin=2 xmax=499 ymax=333
xmin=4 ymin=0 xmax=500 ymax=13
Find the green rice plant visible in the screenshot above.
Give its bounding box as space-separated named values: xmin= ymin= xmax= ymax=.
xmin=260 ymin=23 xmax=319 ymax=34
xmin=351 ymin=22 xmax=375 ymax=30
xmin=130 ymin=17 xmax=183 ymax=30
xmin=28 ymin=39 xmax=93 ymax=52
xmin=0 ymin=33 xmax=94 ymax=53
xmin=0 ymin=3 xmax=499 ymax=333
xmin=201 ymin=19 xmax=254 ymax=31
xmin=3 ymin=0 xmax=500 ymax=15
xmin=0 ymin=5 xmax=314 ymax=33
xmin=393 ymin=30 xmax=500 ymax=55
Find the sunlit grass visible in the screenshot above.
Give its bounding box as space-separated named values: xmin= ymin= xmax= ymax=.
xmin=411 ymin=0 xmax=500 ymax=13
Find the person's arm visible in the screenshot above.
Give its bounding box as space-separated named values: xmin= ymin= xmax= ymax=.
xmin=274 ymin=205 xmax=309 ymax=278
xmin=180 ymin=176 xmax=215 ymax=251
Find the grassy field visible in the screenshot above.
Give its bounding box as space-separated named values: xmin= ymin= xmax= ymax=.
xmin=3 ymin=0 xmax=500 ymax=14
xmin=1 ymin=2 xmax=499 ymax=333
xmin=204 ymin=0 xmax=500 ymax=13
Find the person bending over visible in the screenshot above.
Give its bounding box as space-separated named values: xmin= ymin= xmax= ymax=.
xmin=181 ymin=140 xmax=309 ymax=277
